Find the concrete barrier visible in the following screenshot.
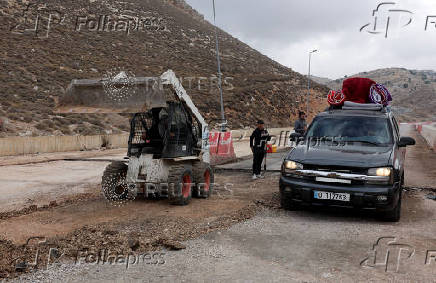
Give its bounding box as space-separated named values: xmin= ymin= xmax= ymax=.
xmin=0 ymin=134 xmax=129 ymax=157
xmin=420 ymin=123 xmax=436 ymax=151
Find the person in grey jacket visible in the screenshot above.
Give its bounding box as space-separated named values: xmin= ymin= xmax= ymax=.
xmin=294 ymin=111 xmax=307 ymax=136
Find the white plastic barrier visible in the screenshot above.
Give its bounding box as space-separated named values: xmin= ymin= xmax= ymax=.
xmin=420 ymin=123 xmax=436 ymax=150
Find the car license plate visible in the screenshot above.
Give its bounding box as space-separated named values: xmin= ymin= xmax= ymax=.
xmin=314 ymin=191 xmax=350 ymax=202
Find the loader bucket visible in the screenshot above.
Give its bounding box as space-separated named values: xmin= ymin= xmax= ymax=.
xmin=56 ymin=73 xmax=167 ymax=113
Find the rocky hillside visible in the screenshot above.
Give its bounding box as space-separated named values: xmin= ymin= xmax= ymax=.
xmin=323 ymin=68 xmax=436 ymax=122
xmin=0 ymin=0 xmax=328 ymax=137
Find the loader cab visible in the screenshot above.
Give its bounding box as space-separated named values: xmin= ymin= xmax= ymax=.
xmin=127 ymin=101 xmax=198 ymax=159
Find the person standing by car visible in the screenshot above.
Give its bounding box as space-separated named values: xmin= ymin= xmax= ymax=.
xmin=250 ymin=120 xmax=271 ymax=180
xmin=294 ymin=111 xmax=307 ymax=136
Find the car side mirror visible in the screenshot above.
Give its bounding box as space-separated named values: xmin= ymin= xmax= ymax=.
xmin=398 ymin=136 xmax=415 ymax=147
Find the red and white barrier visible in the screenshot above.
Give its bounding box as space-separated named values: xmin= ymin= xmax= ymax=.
xmin=209 ymin=131 xmax=237 ymax=165
xmin=412 ymin=121 xmax=433 ymax=133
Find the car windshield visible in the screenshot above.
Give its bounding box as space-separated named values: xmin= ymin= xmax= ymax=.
xmin=306 ymin=116 xmax=393 ymax=145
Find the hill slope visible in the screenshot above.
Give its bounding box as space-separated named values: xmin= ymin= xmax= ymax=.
xmin=324 ymin=68 xmax=436 ymax=122
xmin=0 ymin=0 xmax=328 ymax=137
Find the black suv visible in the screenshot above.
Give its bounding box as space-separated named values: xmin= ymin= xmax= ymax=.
xmin=280 ymin=107 xmax=416 ymax=221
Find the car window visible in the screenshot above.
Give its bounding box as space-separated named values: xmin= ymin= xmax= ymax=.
xmin=306 ymin=116 xmax=393 ymax=145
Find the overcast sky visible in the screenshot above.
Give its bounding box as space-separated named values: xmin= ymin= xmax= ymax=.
xmin=185 ymin=0 xmax=436 ymax=79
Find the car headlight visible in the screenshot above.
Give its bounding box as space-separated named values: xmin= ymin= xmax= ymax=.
xmin=283 ymin=160 xmax=303 ymax=171
xmin=368 ymin=167 xmax=392 ymax=177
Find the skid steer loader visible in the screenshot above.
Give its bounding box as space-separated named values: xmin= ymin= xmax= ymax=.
xmin=57 ymin=70 xmax=213 ymax=205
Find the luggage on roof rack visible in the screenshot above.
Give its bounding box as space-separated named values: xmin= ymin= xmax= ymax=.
xmin=327 ymin=77 xmax=393 ymax=108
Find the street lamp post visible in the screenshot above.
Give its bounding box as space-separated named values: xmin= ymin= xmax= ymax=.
xmin=306 ymin=49 xmax=318 ymax=116
xmin=212 ymin=0 xmax=226 ymax=132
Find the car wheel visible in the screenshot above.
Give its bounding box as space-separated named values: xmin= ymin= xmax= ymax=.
xmin=280 ymin=191 xmax=300 ymax=211
xmin=168 ymin=165 xmax=194 ymax=206
xmin=192 ymin=162 xmax=214 ymax=199
xmin=102 ymin=162 xmax=135 ymax=205
xmin=381 ymin=192 xmax=402 ymax=222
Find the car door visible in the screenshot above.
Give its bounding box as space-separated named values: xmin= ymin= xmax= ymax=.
xmin=391 ymin=116 xmax=405 ymax=180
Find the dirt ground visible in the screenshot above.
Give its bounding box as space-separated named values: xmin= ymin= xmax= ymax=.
xmin=0 ymin=171 xmax=278 ymax=279
xmin=0 ymin=125 xmax=435 ymax=281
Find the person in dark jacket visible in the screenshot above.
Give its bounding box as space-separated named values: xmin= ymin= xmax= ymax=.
xmin=250 ymin=120 xmax=271 ymax=180
xmin=294 ymin=111 xmax=307 ymax=136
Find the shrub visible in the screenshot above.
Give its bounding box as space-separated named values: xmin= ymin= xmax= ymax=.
xmin=22 ymin=116 xmax=33 ymax=123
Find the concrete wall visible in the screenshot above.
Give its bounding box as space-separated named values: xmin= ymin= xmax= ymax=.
xmin=0 ymin=128 xmax=294 ymax=157
xmin=0 ymin=134 xmax=129 ymax=157
xmin=420 ymin=123 xmax=436 ymax=151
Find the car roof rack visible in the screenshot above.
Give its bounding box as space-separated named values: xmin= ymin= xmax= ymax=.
xmin=326 ymin=102 xmax=391 ymax=113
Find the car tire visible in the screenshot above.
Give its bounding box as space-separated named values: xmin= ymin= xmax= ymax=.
xmin=101 ymin=162 xmax=135 ymax=205
xmin=381 ymin=191 xmax=402 ymax=222
xmin=192 ymin=162 xmax=214 ymax=199
xmin=168 ymin=165 xmax=193 ymax=206
xmin=280 ymin=191 xmax=300 ymax=211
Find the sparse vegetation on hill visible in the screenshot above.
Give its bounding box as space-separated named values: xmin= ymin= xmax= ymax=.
xmin=0 ymin=0 xmax=328 ymax=137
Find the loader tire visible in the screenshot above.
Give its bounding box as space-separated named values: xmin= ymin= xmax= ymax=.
xmin=168 ymin=164 xmax=194 ymax=206
xmin=193 ymin=162 xmax=214 ymax=199
xmin=101 ymin=162 xmax=134 ymax=205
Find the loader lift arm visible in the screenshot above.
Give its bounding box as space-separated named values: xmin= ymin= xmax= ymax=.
xmin=161 ymin=70 xmax=210 ymax=162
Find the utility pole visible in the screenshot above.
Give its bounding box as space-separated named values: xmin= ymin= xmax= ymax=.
xmin=307 ymin=49 xmax=318 ymax=116
xmin=212 ymin=0 xmax=227 ymax=132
